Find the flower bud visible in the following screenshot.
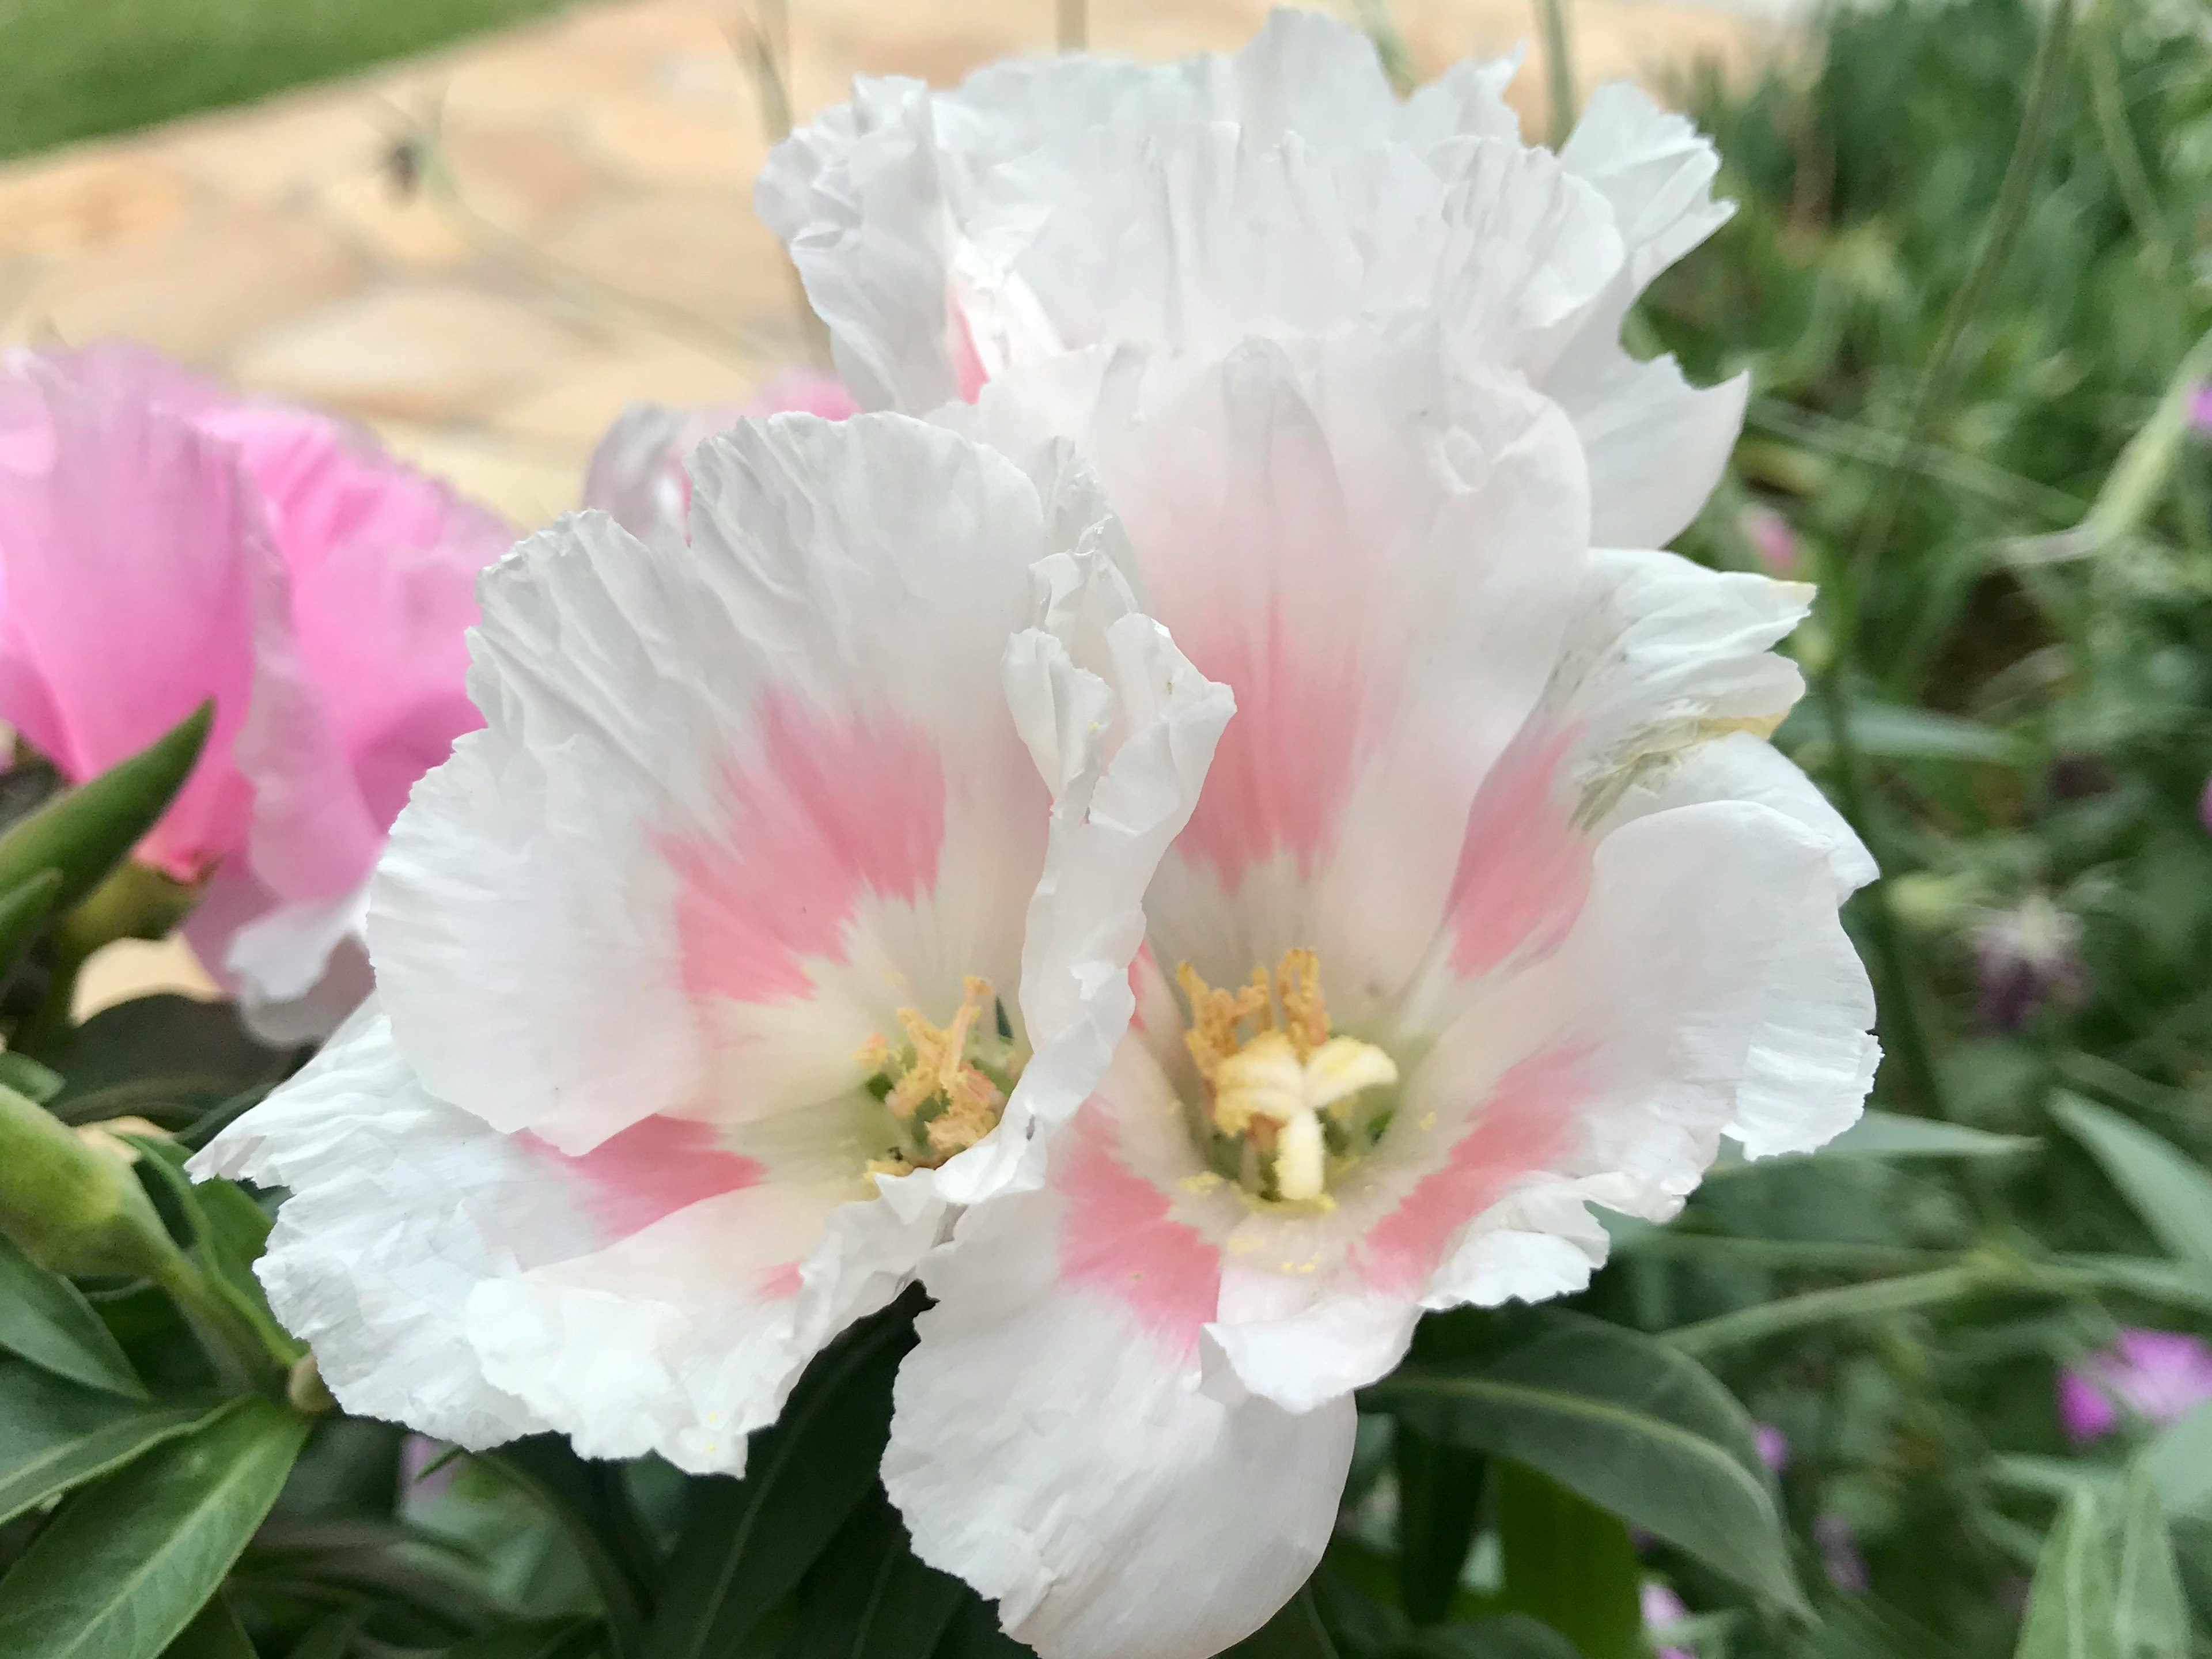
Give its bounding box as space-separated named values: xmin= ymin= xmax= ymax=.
xmin=0 ymin=1081 xmax=181 ymax=1280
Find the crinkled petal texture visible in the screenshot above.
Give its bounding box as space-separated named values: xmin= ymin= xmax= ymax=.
xmin=0 ymin=343 xmax=509 ymax=1038
xmin=199 ymin=412 xmax=1229 ymax=1474
xmin=758 ymin=8 xmax=1743 ymax=547
xmin=584 ymin=370 xmax=859 ymax=554
xmin=887 ymin=330 xmax=1876 ymax=1659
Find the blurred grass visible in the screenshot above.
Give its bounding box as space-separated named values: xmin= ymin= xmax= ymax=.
xmin=0 ymin=0 xmax=576 ymax=162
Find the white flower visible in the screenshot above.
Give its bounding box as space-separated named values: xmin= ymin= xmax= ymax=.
xmin=191 ymin=412 xmax=1230 ymax=1472
xmin=879 ymin=325 xmax=1878 ymax=1659
xmin=757 ymin=7 xmax=1743 ymax=547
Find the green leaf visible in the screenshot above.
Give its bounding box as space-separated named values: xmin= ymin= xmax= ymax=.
xmin=0 ymin=1230 xmax=147 ymax=1396
xmin=1823 ymin=1109 xmax=2039 ymax=1160
xmin=644 ymin=1298 xmax=918 ymax=1659
xmin=1367 ymin=1309 xmax=1802 ymax=1614
xmin=1403 ymin=1612 xmax=1588 ymax=1658
xmin=1706 ymin=1109 xmax=2036 ymax=1175
xmin=122 ymin=1137 xmax=297 ymax=1367
xmin=0 ymin=1358 xmax=215 ymax=1525
xmin=786 ymin=1493 xmax=964 ymax=1659
xmin=0 ymin=703 xmax=211 ymax=918
xmin=0 ymin=1048 xmax=63 ymax=1104
xmin=1395 ymin=1421 xmax=1484 ymax=1625
xmin=1220 ymin=1585 xmax=1338 ymax=1659
xmin=158 ymin=1597 xmax=254 ymax=1659
xmin=2014 ymin=1490 xmax=2120 ymax=1659
xmin=2145 ymin=1400 xmax=2212 ymax=1522
xmin=2049 ymin=1256 xmax=2212 ymax=1317
xmin=0 ymin=1395 xmax=309 ymax=1659
xmin=442 ymin=1621 xmax=607 ymax=1659
xmin=1786 ymin=697 xmax=2025 ymax=765
xmin=2052 ymin=1094 xmax=2212 ymax=1275
xmin=51 ymin=996 xmax=286 ymax=1130
xmin=0 ymin=871 xmax=60 ymax=983
xmin=479 ymin=1439 xmax=651 ymax=1659
xmin=2115 ymin=1461 xmax=2188 ymax=1659
xmin=1494 ymin=1463 xmax=1642 ymax=1659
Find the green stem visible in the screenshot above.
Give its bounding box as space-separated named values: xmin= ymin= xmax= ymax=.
xmin=1812 ymin=0 xmax=2078 ymax=1116
xmin=151 ymin=1252 xmax=284 ymax=1395
xmin=14 ymin=944 xmax=86 ymax=1062
xmin=1661 ymin=1265 xmax=1991 ymax=1355
xmin=1618 ymin=1232 xmax=1951 ymax=1274
xmin=2084 ymin=9 xmax=2175 ymax=273
xmin=1535 ymin=0 xmax=1577 ymax=147
xmin=1748 ymin=399 xmax=2086 ymax=525
xmin=1657 ymin=1243 xmax=2139 ymax=1355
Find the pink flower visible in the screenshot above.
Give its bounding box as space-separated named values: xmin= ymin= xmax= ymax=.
xmin=1642 ymin=1582 xmax=1692 ymax=1659
xmin=1755 ymin=1423 xmax=1790 ymax=1472
xmin=2058 ymin=1328 xmax=2212 ymax=1442
xmin=0 ymin=343 xmax=511 ymax=1039
xmin=1739 ymin=504 xmax=1799 ymax=577
xmin=584 ymin=369 xmax=858 ymax=552
xmin=2190 ymin=384 xmax=2212 ymax=436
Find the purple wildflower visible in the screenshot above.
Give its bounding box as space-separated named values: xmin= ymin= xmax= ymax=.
xmin=2058 ymin=1328 xmax=2212 ymax=1442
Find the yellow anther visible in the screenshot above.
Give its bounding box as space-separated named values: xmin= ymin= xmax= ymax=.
xmin=859 ymin=977 xmax=1011 ymax=1169
xmin=1176 ymin=948 xmax=1396 ymax=1205
xmin=1176 ymin=961 xmax=1271 ymax=1081
xmin=1275 ymin=948 xmax=1327 ymax=1057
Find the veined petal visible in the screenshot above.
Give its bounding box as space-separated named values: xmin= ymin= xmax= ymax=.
xmin=1373 ymin=799 xmax=1877 ymax=1310
xmin=887 ymin=1169 xmax=1353 ymax=1659
xmin=582 ymin=372 xmax=861 ymax=554
xmin=1551 ymin=83 xmax=1745 ymax=548
xmin=759 ymin=13 xmax=1734 ymax=548
xmin=960 ymin=328 xmax=1590 ymax=1028
xmin=190 ymin=1008 xmax=563 ymax=1450
xmin=372 ymin=414 xmax=1062 ymax=1154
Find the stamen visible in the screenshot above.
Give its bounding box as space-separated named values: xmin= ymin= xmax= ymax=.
xmin=858 ymin=976 xmax=1015 ymax=1175
xmin=1175 ymin=949 xmax=1397 ymax=1205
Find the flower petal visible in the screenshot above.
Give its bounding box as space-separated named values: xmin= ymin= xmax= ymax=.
xmin=372 ymin=414 xmax=1066 ymax=1154
xmin=1552 ymin=84 xmax=1746 ymax=548
xmin=885 ymin=1174 xmax=1353 ymax=1659
xmin=188 ymin=1007 xmax=560 ymax=1450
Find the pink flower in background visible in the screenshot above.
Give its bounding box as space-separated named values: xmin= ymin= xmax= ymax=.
xmin=2058 ymin=1328 xmax=2212 ymax=1441
xmin=1740 ymin=505 xmax=1800 ymax=577
xmin=583 ymin=369 xmax=858 ymax=552
xmin=2190 ymin=384 xmax=2212 ymax=435
xmin=1755 ymin=1423 xmax=1790 ymax=1472
xmin=0 ymin=342 xmax=512 ymax=1040
xmin=2197 ymin=772 xmax=2212 ymax=833
xmin=1642 ymin=1582 xmax=1693 ymax=1659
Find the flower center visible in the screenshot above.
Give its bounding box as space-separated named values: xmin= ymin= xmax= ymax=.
xmin=1177 ymin=949 xmax=1398 ymax=1205
xmin=857 ymin=976 xmax=1023 ymax=1177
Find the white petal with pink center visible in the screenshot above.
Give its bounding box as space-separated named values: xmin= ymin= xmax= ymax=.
xmin=757 ymin=9 xmax=1742 ymax=547
xmin=884 ymin=331 xmax=1876 ymax=1658
xmin=194 ymin=411 xmax=1230 ymax=1472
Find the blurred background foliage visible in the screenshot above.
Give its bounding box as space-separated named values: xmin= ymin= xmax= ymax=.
xmin=0 ymin=0 xmax=2210 ymax=1657
xmin=0 ymin=0 xmax=571 ymax=161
